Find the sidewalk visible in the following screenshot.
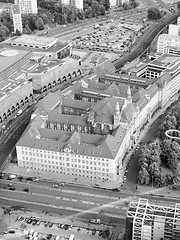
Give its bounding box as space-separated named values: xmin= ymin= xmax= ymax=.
xmin=1 ymin=161 xmax=120 ymax=190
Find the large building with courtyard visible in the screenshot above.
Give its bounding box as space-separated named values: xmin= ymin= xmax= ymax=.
xmin=15 ymin=53 xmax=180 ymax=182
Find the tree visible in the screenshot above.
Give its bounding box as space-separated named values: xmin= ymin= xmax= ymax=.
xmin=148 ymin=162 xmax=160 ymax=177
xmin=0 ymin=29 xmax=6 ymax=42
xmin=23 ymin=24 xmax=32 ymax=34
xmin=98 ymin=5 xmax=106 ymax=15
xmin=101 ymin=227 xmax=111 ymax=239
xmin=138 ymin=167 xmax=150 ymax=185
xmin=123 ymin=2 xmax=130 ymax=10
xmin=35 ymin=17 xmax=44 ymax=30
xmin=167 ymin=151 xmax=178 ymax=170
xmin=129 ymin=0 xmax=139 ymax=8
xmin=158 ymin=115 xmax=177 ymax=139
xmin=15 ymin=29 xmax=21 ymax=36
xmin=148 ymin=8 xmax=162 ymax=20
xmin=177 ymin=1 xmax=180 ymax=10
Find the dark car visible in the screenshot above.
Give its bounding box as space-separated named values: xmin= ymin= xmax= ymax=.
xmin=44 ymin=221 xmax=49 ymax=227
xmin=0 ymin=175 xmax=4 ymax=179
xmin=23 ymin=188 xmax=29 ymax=192
xmin=26 ymin=219 xmax=32 ymax=224
xmin=64 ymin=225 xmax=68 ymax=230
xmin=9 ymin=187 xmax=15 ymax=190
xmin=26 ymin=177 xmax=33 ymax=181
xmin=18 ymin=176 xmax=23 ymax=181
xmin=48 ymin=222 xmax=53 ymax=227
xmin=32 ymin=220 xmax=37 ymax=225
xmin=46 ymin=234 xmax=52 ymax=239
xmin=92 ymin=229 xmax=96 ymax=235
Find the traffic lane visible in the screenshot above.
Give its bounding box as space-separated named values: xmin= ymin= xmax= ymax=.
xmin=0 ymin=105 xmax=35 ymax=167
xmin=0 ymin=178 xmax=130 ymax=206
xmin=0 ymin=198 xmax=124 ymax=226
xmin=0 ymin=182 xmax=123 ymax=208
xmin=0 ymin=174 xmax=123 ymax=198
xmin=0 ymin=190 xmax=127 ymax=217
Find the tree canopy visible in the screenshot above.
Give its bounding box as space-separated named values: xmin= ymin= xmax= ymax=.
xmin=147 ymin=8 xmax=162 ymax=20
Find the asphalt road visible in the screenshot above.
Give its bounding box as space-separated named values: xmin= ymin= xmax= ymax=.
xmin=0 ymin=104 xmax=36 ymax=170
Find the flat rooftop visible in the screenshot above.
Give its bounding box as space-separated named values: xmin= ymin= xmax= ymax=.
xmin=0 ymin=48 xmax=30 ymax=73
xmin=11 ymin=35 xmax=57 ymax=48
xmin=149 ymin=54 xmax=180 ymax=68
xmin=29 ymin=59 xmax=63 ymax=74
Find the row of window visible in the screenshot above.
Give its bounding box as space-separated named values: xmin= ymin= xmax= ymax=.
xmin=21 ymin=162 xmax=110 ymax=179
xmin=21 ymin=157 xmax=109 ymax=171
xmin=21 ymin=150 xmax=109 ymax=163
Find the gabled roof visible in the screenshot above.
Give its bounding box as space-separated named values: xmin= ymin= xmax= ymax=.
xmin=121 ymin=103 xmax=137 ymax=123
xmin=48 ymin=112 xmax=87 ymax=127
xmin=146 ymin=83 xmax=158 ymax=98
xmin=133 ymin=88 xmax=147 ymax=102
xmin=136 ymin=96 xmax=148 ymax=111
xmin=62 ymin=97 xmax=92 ymax=110
xmin=93 ymin=60 xmax=116 ymax=76
xmin=37 ymin=92 xmax=62 ymax=115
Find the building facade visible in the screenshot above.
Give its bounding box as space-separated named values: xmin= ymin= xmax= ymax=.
xmin=126 ymin=198 xmax=180 ymax=240
xmin=157 ymin=34 xmax=180 ymax=55
xmin=61 ymin=0 xmax=83 ymax=10
xmin=15 ymin=0 xmax=38 ymax=14
xmin=11 ymin=4 xmax=23 ymax=33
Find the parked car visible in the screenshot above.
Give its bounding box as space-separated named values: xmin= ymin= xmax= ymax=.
xmin=44 ymin=221 xmax=49 ymax=227
xmin=47 ymin=234 xmax=52 ymax=239
xmin=9 ymin=187 xmax=15 ymax=191
xmin=48 ymin=222 xmax=53 ymax=227
xmin=52 ymin=184 xmax=59 ymax=188
xmin=23 ymin=188 xmax=29 ymax=192
xmin=26 ymin=177 xmax=33 ymax=181
xmin=92 ymin=229 xmax=96 ymax=235
xmin=64 ymin=225 xmax=69 ymax=230
xmin=26 ymin=219 xmax=32 ymax=224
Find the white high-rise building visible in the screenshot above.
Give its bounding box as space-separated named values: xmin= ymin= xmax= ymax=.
xmin=109 ymin=0 xmax=129 ymax=8
xmin=61 ymin=0 xmax=83 ymax=10
xmin=11 ymin=4 xmax=23 ymax=33
xmin=15 ymin=0 xmax=38 ymax=14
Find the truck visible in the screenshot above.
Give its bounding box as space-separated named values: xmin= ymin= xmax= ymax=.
xmin=69 ymin=234 xmax=74 ymax=240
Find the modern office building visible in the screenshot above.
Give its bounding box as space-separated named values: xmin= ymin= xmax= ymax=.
xmin=15 ymin=0 xmax=38 ymax=14
xmin=168 ymin=24 xmax=180 ymax=36
xmin=157 ymin=33 xmax=180 ymax=56
xmin=126 ymin=198 xmax=180 ymax=240
xmin=61 ymin=0 xmax=83 ymax=10
xmin=0 ymin=34 xmax=75 ymax=125
xmin=109 ymin=0 xmax=129 ymax=8
xmin=11 ymin=4 xmax=23 ymax=33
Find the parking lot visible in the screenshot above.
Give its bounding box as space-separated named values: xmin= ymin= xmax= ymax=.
xmin=73 ymin=19 xmax=145 ymax=54
xmin=1 ymin=209 xmax=112 ymax=240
